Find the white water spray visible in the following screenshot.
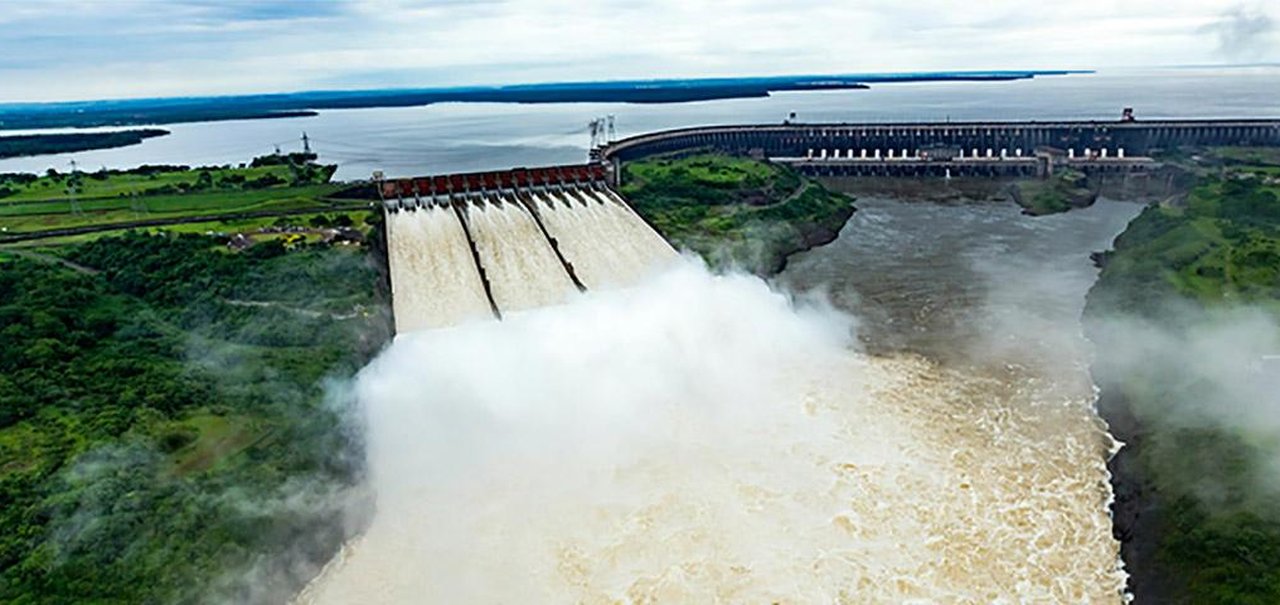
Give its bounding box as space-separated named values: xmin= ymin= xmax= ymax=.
xmin=299 ymin=257 xmax=1124 ymax=603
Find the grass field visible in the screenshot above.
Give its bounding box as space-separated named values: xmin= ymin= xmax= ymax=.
xmin=1 ymin=184 xmax=351 ymax=233
xmin=624 ymin=154 xmax=780 ymax=191
xmin=0 ymin=156 xmax=365 ymax=241
xmin=1 ymin=210 xmax=371 ymax=250
xmin=0 ymin=163 xmax=318 ymax=202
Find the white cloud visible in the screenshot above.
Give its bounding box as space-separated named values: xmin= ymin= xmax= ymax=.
xmin=0 ymin=0 xmax=1276 ymax=102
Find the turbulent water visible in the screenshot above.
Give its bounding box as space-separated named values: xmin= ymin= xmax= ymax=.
xmin=300 ymin=195 xmax=1142 ymax=603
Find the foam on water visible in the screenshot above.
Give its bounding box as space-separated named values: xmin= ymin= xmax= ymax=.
xmin=297 ymin=260 xmax=1124 ymax=604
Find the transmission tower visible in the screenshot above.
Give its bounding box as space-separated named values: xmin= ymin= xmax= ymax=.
xmin=129 ymin=191 xmax=149 ymax=218
xmin=67 ymin=159 xmax=82 ymax=216
xmin=302 ymin=132 xmax=312 ymax=154
xmin=606 ymin=115 xmax=616 ymax=142
xmin=588 ymin=118 xmax=603 ymax=148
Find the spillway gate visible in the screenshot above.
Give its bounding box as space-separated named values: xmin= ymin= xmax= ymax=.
xmin=381 ymin=163 xmax=677 ymax=333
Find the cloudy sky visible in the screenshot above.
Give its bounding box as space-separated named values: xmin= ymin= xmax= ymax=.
xmin=1 ymin=0 xmax=1276 ymax=103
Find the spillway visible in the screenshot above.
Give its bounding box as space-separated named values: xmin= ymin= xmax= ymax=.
xmin=380 ymin=164 xmax=677 ymax=332
xmin=385 ymin=205 xmax=493 ymax=332
xmin=530 ymin=187 xmax=676 ymax=290
xmin=462 ymin=197 xmax=577 ymax=314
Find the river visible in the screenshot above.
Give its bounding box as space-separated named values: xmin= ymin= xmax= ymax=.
xmin=782 ymin=195 xmax=1143 ymax=373
xmin=297 ymin=194 xmax=1146 ymax=603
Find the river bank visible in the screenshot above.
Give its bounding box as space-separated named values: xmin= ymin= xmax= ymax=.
xmin=1083 ymin=156 xmax=1280 ymax=602
xmin=621 ymin=154 xmax=856 ymax=275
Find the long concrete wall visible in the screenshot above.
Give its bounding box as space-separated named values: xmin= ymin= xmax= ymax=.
xmin=598 ymin=119 xmax=1280 ymax=165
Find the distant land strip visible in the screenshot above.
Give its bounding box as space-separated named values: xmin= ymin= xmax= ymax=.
xmin=0 ymin=70 xmax=1085 ymax=130
xmin=0 ymin=129 xmax=170 ymax=159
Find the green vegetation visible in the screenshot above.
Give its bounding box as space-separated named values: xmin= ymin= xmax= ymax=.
xmin=1 ymin=155 xmax=354 ymax=239
xmin=1011 ymin=169 xmax=1096 ymax=216
xmin=1091 ymin=174 xmax=1280 ymax=312
xmin=1086 ymin=156 xmax=1280 ymax=603
xmin=621 ymin=154 xmax=854 ymax=274
xmin=0 ymin=130 xmax=169 ymax=159
xmin=1 ymin=185 xmax=348 ymax=234
xmin=0 ymin=228 xmax=389 ymax=603
xmin=0 ymin=161 xmax=326 ymax=203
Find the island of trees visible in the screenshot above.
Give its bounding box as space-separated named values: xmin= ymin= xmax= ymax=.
xmin=0 ymin=130 xmax=169 ymax=159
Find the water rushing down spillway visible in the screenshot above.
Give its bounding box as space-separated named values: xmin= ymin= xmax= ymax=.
xmin=532 ymin=189 xmax=676 ymax=290
xmin=385 ymin=206 xmax=493 ymax=332
xmin=462 ymin=198 xmax=578 ymax=315
xmin=384 ymin=184 xmax=677 ymax=332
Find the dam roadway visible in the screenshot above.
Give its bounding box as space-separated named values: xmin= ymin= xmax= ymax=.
xmin=596 ymin=118 xmax=1280 ymax=179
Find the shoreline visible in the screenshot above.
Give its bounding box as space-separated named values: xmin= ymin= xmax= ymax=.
xmin=0 ymin=129 xmax=170 ymax=160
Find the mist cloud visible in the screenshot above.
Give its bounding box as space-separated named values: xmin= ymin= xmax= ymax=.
xmin=298 ymin=258 xmax=1126 ymax=602
xmin=1092 ymin=307 xmax=1280 ymax=509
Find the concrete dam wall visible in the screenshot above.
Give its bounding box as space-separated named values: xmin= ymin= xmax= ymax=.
xmin=382 ymin=164 xmax=676 ymax=333
xmin=600 ymin=119 xmax=1280 ymax=161
xmin=598 ymin=119 xmax=1280 ymax=179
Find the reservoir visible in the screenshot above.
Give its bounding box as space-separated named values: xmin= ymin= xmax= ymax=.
xmin=2 ymin=67 xmax=1277 ymax=180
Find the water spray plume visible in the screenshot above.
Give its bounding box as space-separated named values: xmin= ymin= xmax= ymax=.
xmin=300 ymin=258 xmax=1125 ymax=603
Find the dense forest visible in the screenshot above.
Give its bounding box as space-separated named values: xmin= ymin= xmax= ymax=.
xmin=0 ymin=229 xmax=390 ymax=603
xmin=1086 ymin=171 xmax=1280 ymax=603
xmin=0 ymin=130 xmax=169 ymax=159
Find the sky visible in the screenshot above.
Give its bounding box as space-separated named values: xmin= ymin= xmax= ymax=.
xmin=0 ymin=0 xmax=1276 ymax=103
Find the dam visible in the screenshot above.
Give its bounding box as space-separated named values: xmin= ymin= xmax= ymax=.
xmin=597 ymin=117 xmax=1280 ymax=180
xmin=305 ymin=180 xmax=1136 ymax=604
xmin=381 ymin=163 xmax=676 ymax=333
xmin=325 ymin=117 xmax=1275 ymax=602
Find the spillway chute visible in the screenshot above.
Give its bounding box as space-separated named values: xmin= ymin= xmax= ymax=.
xmin=381 ymin=163 xmax=675 ymax=334
xmin=384 ymin=201 xmax=495 ymax=333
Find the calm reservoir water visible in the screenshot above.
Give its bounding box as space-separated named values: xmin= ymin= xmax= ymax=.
xmin=2 ymin=67 xmax=1276 ymax=180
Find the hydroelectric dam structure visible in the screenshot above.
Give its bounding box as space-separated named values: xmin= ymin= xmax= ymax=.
xmin=381 ymin=116 xmax=1279 ymax=334
xmin=596 ymin=118 xmax=1280 ymax=180
xmin=380 ymin=163 xmax=676 ymax=333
